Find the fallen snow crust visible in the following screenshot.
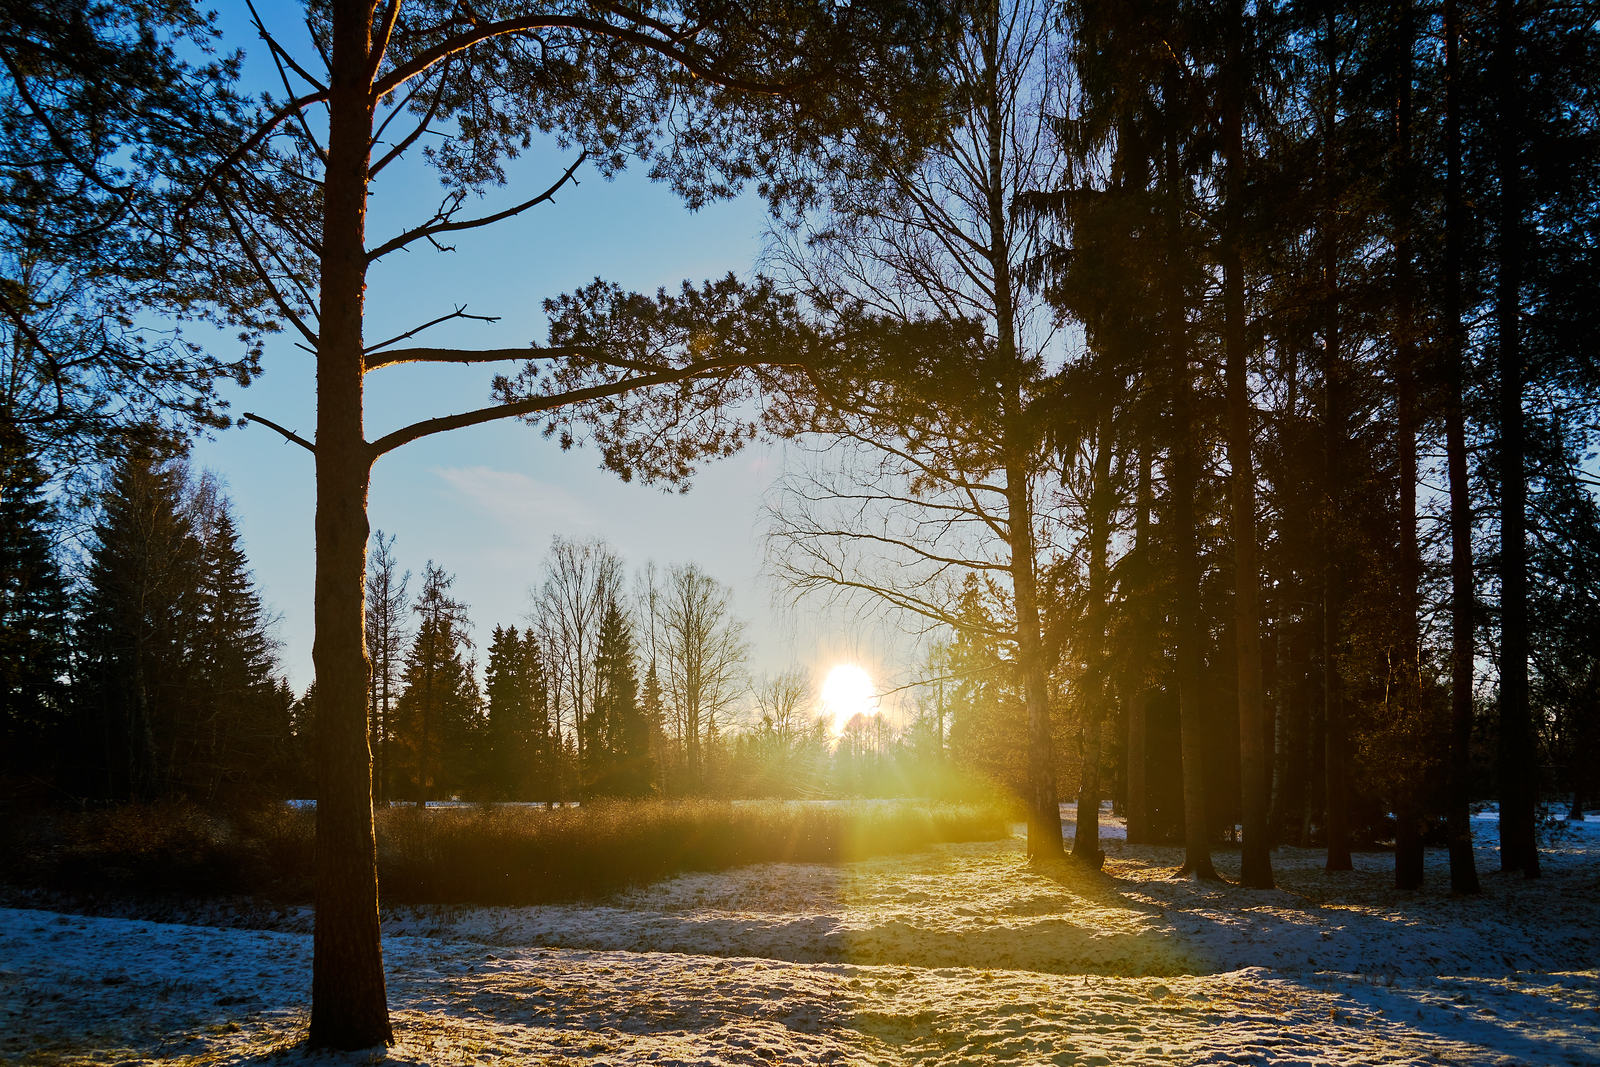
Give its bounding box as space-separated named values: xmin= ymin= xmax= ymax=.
xmin=3 ymin=811 xmax=1597 ymax=1065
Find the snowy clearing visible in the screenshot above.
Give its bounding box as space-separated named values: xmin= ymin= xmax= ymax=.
xmin=2 ymin=810 xmax=1597 ymax=1065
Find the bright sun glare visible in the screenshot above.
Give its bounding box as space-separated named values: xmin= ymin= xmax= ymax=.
xmin=821 ymin=663 xmax=878 ymax=734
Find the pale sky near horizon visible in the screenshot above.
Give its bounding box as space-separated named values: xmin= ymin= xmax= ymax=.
xmin=185 ymin=2 xmax=925 ymax=726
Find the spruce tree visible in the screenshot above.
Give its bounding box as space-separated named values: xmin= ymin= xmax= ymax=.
xmin=365 ymin=531 xmax=409 ymax=804
xmin=0 ymin=447 xmax=70 ymax=783
xmin=75 ymin=446 xmax=204 ymax=799
xmin=194 ymin=502 xmax=281 ymax=800
xmin=395 ymin=564 xmax=476 ymax=803
xmin=592 ymin=600 xmax=650 ymax=796
xmin=486 ymin=624 xmax=547 ymax=799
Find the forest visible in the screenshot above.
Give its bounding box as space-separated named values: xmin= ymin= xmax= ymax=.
xmin=2 ymin=0 xmax=1598 ymax=1062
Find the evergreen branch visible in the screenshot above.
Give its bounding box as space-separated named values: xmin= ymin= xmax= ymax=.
xmin=372 ymin=14 xmax=804 ymax=99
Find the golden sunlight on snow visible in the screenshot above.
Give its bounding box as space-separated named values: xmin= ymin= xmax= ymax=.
xmin=821 ymin=663 xmax=879 ymax=735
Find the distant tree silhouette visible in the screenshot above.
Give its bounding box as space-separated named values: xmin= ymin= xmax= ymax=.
xmin=365 ymin=532 xmax=409 ymax=804
xmin=395 ymin=563 xmax=476 ymax=804
xmin=74 ymin=446 xmax=203 ymax=800
xmin=0 ymin=447 xmax=69 ymax=784
xmin=591 ymin=600 xmax=652 ymax=796
xmin=194 ymin=501 xmax=287 ymax=801
xmin=484 ymin=624 xmax=551 ymax=800
xmin=659 ymin=564 xmax=747 ymax=792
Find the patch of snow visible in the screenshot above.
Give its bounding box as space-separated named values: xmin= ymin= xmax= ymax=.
xmin=3 ymin=807 xmax=1597 ymax=1065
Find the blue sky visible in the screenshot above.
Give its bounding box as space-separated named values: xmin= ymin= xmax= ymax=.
xmin=188 ymin=2 xmax=916 ymax=719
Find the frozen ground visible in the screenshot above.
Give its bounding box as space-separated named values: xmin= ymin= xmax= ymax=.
xmin=2 ymin=810 xmax=1597 ymax=1065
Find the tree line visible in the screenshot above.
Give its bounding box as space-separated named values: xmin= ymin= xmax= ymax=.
xmin=3 ymin=444 xmax=947 ymax=805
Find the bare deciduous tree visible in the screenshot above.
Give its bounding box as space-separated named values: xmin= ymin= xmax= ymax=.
xmin=659 ymin=563 xmax=747 ymax=789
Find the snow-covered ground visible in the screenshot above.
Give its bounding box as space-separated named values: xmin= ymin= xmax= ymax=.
xmin=2 ymin=810 xmax=1597 ymax=1065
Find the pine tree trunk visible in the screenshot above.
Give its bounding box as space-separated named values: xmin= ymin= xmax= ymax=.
xmin=1164 ymin=54 xmax=1217 ymax=881
xmin=1494 ymin=0 xmax=1540 ymax=880
xmin=1442 ymin=0 xmax=1482 ymax=896
xmin=1223 ymin=0 xmax=1271 ymax=889
xmin=1393 ymin=0 xmax=1425 ymax=892
xmin=1073 ymin=407 xmax=1115 ymax=869
xmin=1319 ymin=19 xmax=1353 ymax=873
xmin=1011 ymin=465 xmax=1064 ymax=861
xmin=308 ymin=0 xmax=391 ymax=1049
xmin=1124 ymin=441 xmax=1153 ymax=847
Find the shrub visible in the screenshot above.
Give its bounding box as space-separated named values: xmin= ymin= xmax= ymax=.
xmin=2 ymin=796 xmax=1012 ymax=906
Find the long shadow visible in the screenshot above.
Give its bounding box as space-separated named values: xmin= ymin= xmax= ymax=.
xmin=1291 ymin=970 xmax=1600 ymax=1066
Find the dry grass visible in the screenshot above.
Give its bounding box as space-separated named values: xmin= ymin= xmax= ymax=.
xmin=2 ymin=796 xmax=1014 ymax=907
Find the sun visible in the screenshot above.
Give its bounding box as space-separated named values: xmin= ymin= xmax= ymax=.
xmin=821 ymin=663 xmax=878 ymax=733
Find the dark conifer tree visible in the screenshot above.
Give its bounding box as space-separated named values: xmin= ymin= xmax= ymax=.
xmin=74 ymin=446 xmax=204 ymax=800
xmin=194 ymin=502 xmax=283 ymax=800
xmin=0 ymin=447 xmax=70 ymax=783
xmin=395 ymin=564 xmax=477 ymax=804
xmin=592 ymin=600 xmax=651 ymax=796
xmin=485 ymin=624 xmax=551 ymax=799
xmin=365 ymin=531 xmax=408 ymax=804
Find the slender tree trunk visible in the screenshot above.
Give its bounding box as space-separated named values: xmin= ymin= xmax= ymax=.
xmin=1319 ymin=12 xmax=1352 ymax=872
xmin=978 ymin=9 xmax=1061 ymax=862
xmin=1393 ymin=0 xmax=1425 ymax=891
xmin=309 ymin=0 xmax=390 ymax=1050
xmin=1074 ymin=407 xmax=1116 ymax=868
xmin=1165 ymin=58 xmax=1217 ymax=881
xmin=1223 ymin=0 xmax=1272 ymax=889
xmin=1441 ymin=0 xmax=1482 ymax=896
xmin=1011 ymin=465 xmax=1064 ymax=861
xmin=1321 ymin=285 xmax=1352 ymax=874
xmin=1124 ymin=438 xmax=1154 ymax=846
xmin=1494 ymin=0 xmax=1540 ymax=880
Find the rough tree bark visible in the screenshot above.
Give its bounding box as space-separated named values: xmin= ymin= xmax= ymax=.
xmin=1166 ymin=53 xmax=1218 ymax=882
xmin=1124 ymin=442 xmax=1153 ymax=845
xmin=1493 ymin=0 xmax=1540 ymax=880
xmin=1073 ymin=405 xmax=1116 ymax=868
xmin=1319 ymin=7 xmax=1352 ymax=874
xmin=308 ymin=1 xmax=388 ymax=1048
xmin=1441 ymin=0 xmax=1482 ymax=896
xmin=1392 ymin=0 xmax=1425 ymax=892
xmin=1222 ymin=0 xmax=1272 ymax=889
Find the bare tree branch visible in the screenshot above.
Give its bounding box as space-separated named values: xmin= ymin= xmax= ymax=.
xmin=243 ymin=411 xmax=316 ymax=454
xmin=368 ymin=355 xmax=748 ymax=458
xmin=366 ymin=152 xmax=587 ymax=262
xmin=363 ymin=307 xmax=502 ymax=356
xmin=365 ymin=344 xmax=593 ymax=370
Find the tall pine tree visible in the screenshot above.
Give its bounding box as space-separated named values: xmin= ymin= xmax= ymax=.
xmin=0 ymin=447 xmax=70 ymax=785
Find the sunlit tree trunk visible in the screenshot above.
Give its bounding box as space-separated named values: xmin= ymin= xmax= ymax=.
xmin=308 ymin=0 xmax=389 ymax=1049
xmin=1073 ymin=405 xmax=1116 ymax=868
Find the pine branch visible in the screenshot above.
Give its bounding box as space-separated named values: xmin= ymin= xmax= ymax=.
xmin=368 ymin=356 xmax=745 ymax=458
xmin=366 ymin=153 xmax=586 ymax=262
xmin=243 ymin=412 xmax=316 ymax=454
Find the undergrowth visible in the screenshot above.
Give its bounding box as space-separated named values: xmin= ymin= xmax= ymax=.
xmin=2 ymin=796 xmax=1015 ymax=906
